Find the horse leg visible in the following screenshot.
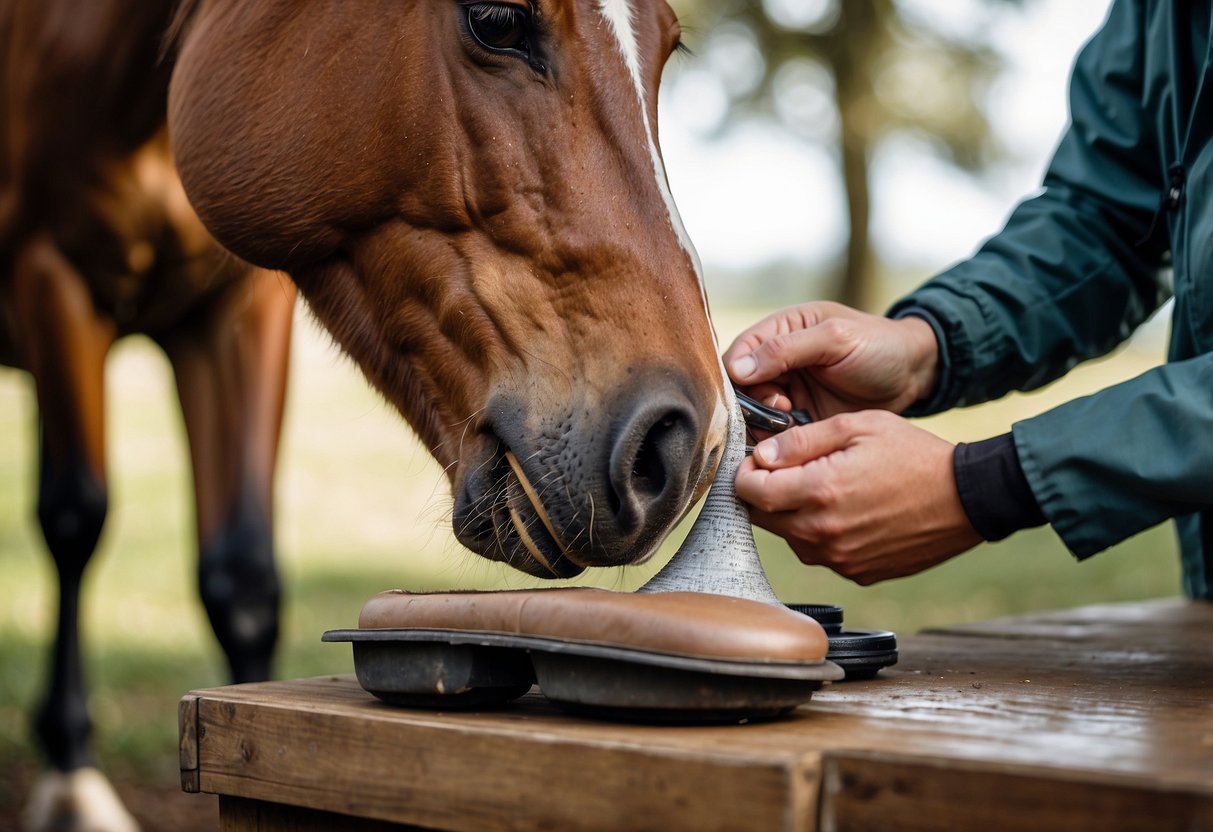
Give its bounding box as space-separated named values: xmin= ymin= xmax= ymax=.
xmin=159 ymin=268 xmax=295 ymax=683
xmin=9 ymin=234 xmax=138 ymax=832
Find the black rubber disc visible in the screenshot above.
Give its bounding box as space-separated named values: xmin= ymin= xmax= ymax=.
xmin=826 ymin=629 xmax=899 ymax=680
xmin=785 ymin=603 xmax=844 ymax=634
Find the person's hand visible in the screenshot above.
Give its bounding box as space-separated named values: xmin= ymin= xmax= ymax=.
xmin=723 ymin=301 xmax=940 ymax=419
xmin=735 ymin=410 xmax=982 ymax=584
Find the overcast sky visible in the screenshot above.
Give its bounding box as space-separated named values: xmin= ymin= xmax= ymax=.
xmin=659 ymin=0 xmax=1115 ymax=274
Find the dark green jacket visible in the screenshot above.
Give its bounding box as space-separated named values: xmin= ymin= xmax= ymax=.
xmin=890 ymin=0 xmax=1213 ymax=598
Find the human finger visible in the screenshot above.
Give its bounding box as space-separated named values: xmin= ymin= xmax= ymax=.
xmin=723 ymin=303 xmax=839 ymax=379
xmin=727 ymin=320 xmax=857 ymax=386
xmin=735 ymin=430 xmax=853 ymax=515
xmin=722 ymin=308 xmax=799 ymax=368
xmin=749 ymin=414 xmax=858 ymax=469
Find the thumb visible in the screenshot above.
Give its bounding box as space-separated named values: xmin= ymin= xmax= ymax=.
xmin=728 ymin=324 xmax=852 ymax=385
xmin=751 ymin=415 xmax=856 ymax=469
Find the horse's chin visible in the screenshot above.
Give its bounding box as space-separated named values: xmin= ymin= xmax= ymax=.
xmin=452 ymin=457 xmax=668 ymax=581
xmin=452 ymin=449 xmax=586 ymax=579
xmin=500 ymin=470 xmax=587 ymax=579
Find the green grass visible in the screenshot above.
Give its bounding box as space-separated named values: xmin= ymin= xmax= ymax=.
xmin=0 ymin=302 xmax=1181 ymax=793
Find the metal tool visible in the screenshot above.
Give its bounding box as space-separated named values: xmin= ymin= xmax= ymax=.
xmin=735 ymin=388 xmax=811 ymax=454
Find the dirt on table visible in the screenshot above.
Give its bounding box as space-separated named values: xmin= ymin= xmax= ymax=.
xmin=0 ymin=762 xmax=218 ymax=832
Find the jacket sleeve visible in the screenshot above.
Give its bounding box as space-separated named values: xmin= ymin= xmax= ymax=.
xmin=888 ymin=0 xmax=1202 ymax=559
xmin=1012 ymin=355 xmax=1213 ymax=558
xmin=888 ymin=0 xmax=1170 ymax=413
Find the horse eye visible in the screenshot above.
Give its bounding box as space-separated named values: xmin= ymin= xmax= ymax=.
xmin=466 ymin=3 xmax=530 ymax=53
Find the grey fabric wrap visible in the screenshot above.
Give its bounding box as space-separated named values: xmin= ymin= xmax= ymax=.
xmin=640 ymin=406 xmax=780 ymax=605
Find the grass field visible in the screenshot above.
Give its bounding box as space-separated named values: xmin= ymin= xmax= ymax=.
xmin=0 ymin=300 xmax=1181 ymax=827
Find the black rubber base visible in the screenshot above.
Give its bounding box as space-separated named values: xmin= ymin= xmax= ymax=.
xmin=372 ymin=684 xmax=535 ymax=710
xmin=326 ymin=627 xmax=843 ymax=723
xmin=531 ymin=651 xmax=827 ymax=725
xmin=786 ymin=603 xmax=898 ymax=680
xmin=825 ymin=629 xmax=899 ymax=679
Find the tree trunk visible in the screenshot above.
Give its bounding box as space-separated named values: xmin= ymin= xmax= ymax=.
xmin=837 ymin=104 xmax=872 ymax=310
xmin=828 ymin=0 xmax=884 ymax=311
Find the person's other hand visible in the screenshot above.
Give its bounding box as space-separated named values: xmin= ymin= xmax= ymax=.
xmin=723 ymin=301 xmax=939 ymax=419
xmin=735 ymin=410 xmax=982 ymax=584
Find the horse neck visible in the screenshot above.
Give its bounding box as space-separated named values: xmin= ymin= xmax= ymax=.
xmin=7 ymin=0 xmax=180 ymax=153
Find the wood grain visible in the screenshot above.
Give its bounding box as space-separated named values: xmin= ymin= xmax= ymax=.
xmin=195 ymin=681 xmax=815 ymax=832
xmin=183 ymin=599 xmax=1213 ymax=831
xmin=819 ymin=750 xmax=1213 ymax=832
xmin=179 ymin=694 xmax=200 ymax=794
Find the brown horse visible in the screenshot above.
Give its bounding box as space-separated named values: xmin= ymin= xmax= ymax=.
xmin=170 ymin=0 xmax=729 ymax=576
xmin=3 ymin=2 xmax=293 ymax=829
xmin=8 ymin=0 xmax=727 ymax=828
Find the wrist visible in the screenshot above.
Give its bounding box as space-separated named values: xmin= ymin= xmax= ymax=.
xmin=896 ymin=314 xmax=941 ymax=405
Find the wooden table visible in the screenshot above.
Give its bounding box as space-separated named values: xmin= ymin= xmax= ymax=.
xmin=179 ymin=598 xmax=1213 ymax=831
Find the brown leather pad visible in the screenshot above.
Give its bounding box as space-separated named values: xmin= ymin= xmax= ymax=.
xmin=358 ymin=588 xmax=829 ymax=664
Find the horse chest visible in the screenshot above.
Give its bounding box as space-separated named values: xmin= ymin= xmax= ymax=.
xmin=79 ymin=134 xmax=235 ymax=337
xmin=0 ymin=132 xmax=239 ymax=369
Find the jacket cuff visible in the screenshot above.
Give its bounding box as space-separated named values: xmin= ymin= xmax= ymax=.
xmin=954 ymin=433 xmax=1046 ymax=541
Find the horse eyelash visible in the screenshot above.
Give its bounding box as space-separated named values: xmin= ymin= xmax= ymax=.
xmin=471 ymin=3 xmax=523 ymax=31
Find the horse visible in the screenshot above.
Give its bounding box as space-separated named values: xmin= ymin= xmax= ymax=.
xmin=3 ymin=2 xmax=294 ymax=828
xmin=169 ymin=0 xmax=730 ymax=575
xmin=6 ymin=0 xmax=729 ymax=828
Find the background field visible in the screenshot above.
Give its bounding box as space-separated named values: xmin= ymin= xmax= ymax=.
xmin=0 ymin=294 xmax=1180 ymax=829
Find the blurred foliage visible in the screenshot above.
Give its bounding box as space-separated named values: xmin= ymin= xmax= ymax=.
xmin=668 ymin=0 xmax=1019 ymax=309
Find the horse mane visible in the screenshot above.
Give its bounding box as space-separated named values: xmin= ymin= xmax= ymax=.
xmin=160 ymin=0 xmax=205 ymax=64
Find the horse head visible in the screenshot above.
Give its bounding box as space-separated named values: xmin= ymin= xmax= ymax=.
xmin=169 ymin=0 xmax=728 ymax=578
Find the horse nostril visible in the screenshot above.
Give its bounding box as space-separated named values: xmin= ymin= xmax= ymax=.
xmin=632 ymin=414 xmax=677 ymax=497
xmin=609 ymin=402 xmax=698 ymax=535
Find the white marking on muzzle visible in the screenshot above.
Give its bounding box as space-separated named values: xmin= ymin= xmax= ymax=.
xmin=596 ymin=0 xmax=704 ymax=306
xmin=597 ymin=0 xmax=733 ymax=441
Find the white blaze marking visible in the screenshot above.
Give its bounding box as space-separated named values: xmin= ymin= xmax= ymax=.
xmin=597 ymin=0 xmax=734 ymax=442
xmin=596 ymin=0 xmax=702 ymax=299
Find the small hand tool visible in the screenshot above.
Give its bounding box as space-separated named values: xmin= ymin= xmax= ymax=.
xmin=735 ymin=388 xmax=811 ymax=455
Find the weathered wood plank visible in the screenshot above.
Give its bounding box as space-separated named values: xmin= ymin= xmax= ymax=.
xmin=807 ymin=629 xmax=1213 ymax=790
xmin=196 ymin=684 xmax=816 ymax=832
xmin=924 ymin=597 xmax=1208 ymax=643
xmin=179 ymin=694 xmax=200 ymax=794
xmin=819 ymin=749 xmax=1213 ymax=832
xmin=185 ymin=600 xmax=1213 ymax=831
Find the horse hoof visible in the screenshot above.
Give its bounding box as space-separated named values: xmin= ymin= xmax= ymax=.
xmin=22 ymin=767 xmax=141 ymax=832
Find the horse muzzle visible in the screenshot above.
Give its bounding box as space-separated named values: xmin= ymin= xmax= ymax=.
xmin=452 ymin=377 xmax=721 ymax=578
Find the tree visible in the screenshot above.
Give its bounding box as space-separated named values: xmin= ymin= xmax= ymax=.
xmin=670 ymin=0 xmax=1011 ymax=309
